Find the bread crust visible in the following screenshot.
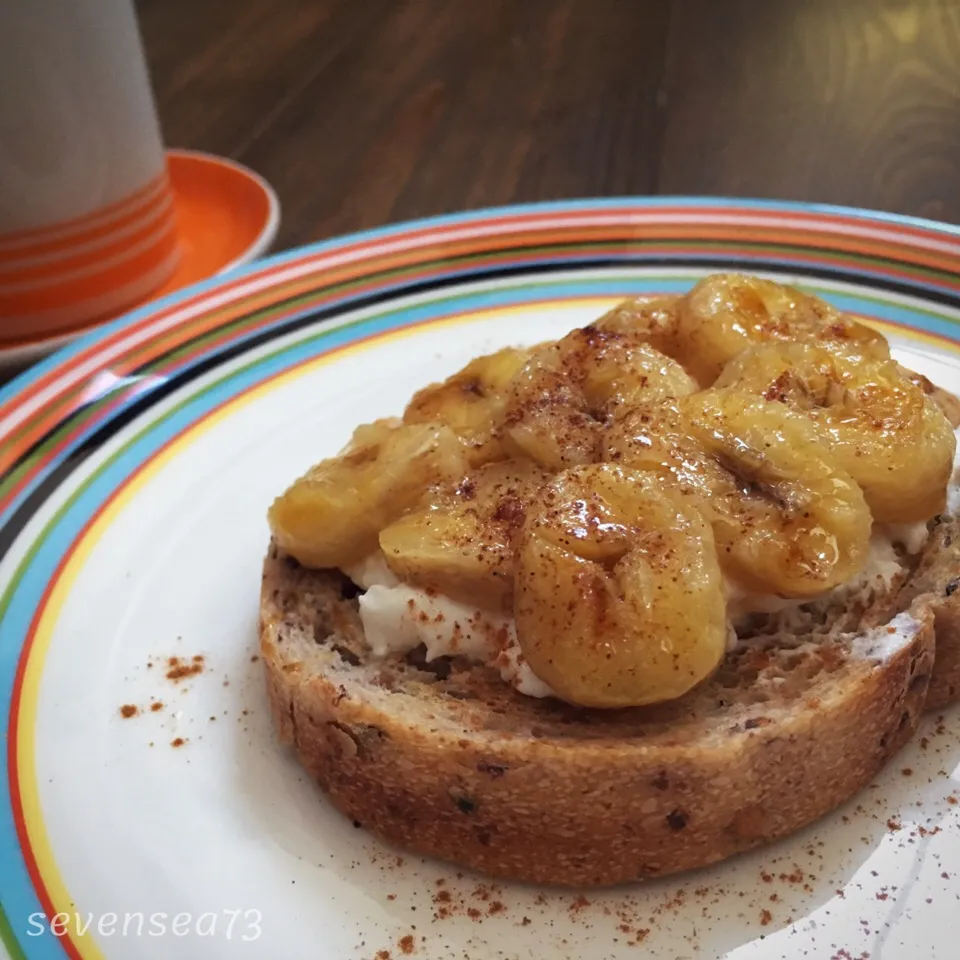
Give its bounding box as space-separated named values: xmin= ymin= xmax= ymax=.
xmin=259 ymin=547 xmax=937 ymax=887
xmin=895 ymin=516 xmax=960 ymax=710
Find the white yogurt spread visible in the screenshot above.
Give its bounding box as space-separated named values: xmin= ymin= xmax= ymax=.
xmin=850 ymin=610 xmax=921 ymax=662
xmin=885 ymin=521 xmax=932 ymax=556
xmin=344 ymin=556 xmax=555 ymax=698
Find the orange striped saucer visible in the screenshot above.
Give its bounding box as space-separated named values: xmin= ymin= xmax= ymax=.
xmin=0 ymin=149 xmax=280 ymax=371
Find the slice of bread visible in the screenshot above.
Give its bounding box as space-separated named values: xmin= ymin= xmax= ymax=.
xmin=258 ymin=522 xmax=955 ymax=887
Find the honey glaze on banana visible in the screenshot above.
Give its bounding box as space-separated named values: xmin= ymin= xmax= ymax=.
xmin=515 ymin=465 xmax=727 ymax=708
xmin=267 ymin=273 xmax=958 ymax=710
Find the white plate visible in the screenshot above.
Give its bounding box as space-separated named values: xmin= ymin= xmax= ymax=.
xmin=2 ymin=199 xmax=959 ymax=960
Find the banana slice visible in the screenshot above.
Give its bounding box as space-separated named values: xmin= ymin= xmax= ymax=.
xmin=268 ymin=421 xmax=468 ymax=568
xmin=897 ymin=363 xmax=960 ymax=429
xmin=503 ymin=326 xmax=697 ymax=470
xmin=403 ymin=347 xmax=531 ymax=466
xmin=379 ymin=459 xmax=552 ymax=612
xmin=605 ymin=389 xmax=873 ymax=597
xmin=674 ymin=273 xmax=889 ymax=384
xmin=515 ymin=464 xmax=727 ymax=708
xmin=593 ymin=294 xmax=683 ymax=356
xmin=717 ymin=343 xmax=957 ymax=523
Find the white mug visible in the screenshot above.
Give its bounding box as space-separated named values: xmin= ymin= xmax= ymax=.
xmin=0 ymin=0 xmax=179 ymax=341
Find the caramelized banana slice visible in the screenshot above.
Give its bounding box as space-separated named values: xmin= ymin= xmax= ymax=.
xmin=503 ymin=325 xmax=697 ymax=470
xmin=605 ymin=389 xmax=872 ymax=597
xmin=515 ymin=464 xmax=727 ymax=708
xmin=593 ymin=294 xmax=683 ymax=355
xmin=268 ymin=421 xmax=468 ymax=568
xmin=898 ymin=364 xmax=960 ymax=429
xmin=717 ymin=343 xmax=956 ymax=523
xmin=675 ymin=274 xmax=889 ymax=384
xmin=379 ymin=459 xmax=552 ymax=612
xmin=403 ymin=347 xmax=531 ymax=466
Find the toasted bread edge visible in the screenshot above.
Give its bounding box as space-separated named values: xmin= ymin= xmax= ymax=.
xmin=258 ymin=549 xmax=937 ymax=887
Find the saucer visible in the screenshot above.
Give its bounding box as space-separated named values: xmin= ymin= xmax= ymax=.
xmin=0 ymin=149 xmax=280 ymax=374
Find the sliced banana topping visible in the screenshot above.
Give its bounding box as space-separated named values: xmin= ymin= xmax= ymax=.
xmin=267 ymin=273 xmax=956 ymax=709
xmin=503 ymin=325 xmax=697 ymax=470
xmin=268 ymin=421 xmax=468 ymax=568
xmin=403 ymin=346 xmax=531 ymax=466
xmin=675 ymin=273 xmax=889 ymax=384
xmin=606 ymin=389 xmax=873 ymax=597
xmin=515 ymin=465 xmax=727 ymax=707
xmin=593 ymin=294 xmax=683 ymax=357
xmin=379 ymin=459 xmax=552 ymax=613
xmin=716 ymin=342 xmax=956 ymax=523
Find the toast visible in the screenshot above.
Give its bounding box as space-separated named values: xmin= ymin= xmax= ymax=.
xmin=258 ymin=530 xmax=960 ymax=886
xmin=259 ymin=273 xmax=960 ymax=886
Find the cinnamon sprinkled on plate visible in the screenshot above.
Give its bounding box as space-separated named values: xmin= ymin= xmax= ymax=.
xmin=165 ymin=656 xmax=204 ymax=682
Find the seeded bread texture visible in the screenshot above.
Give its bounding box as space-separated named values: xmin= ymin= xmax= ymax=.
xmin=259 ymin=535 xmax=946 ymax=886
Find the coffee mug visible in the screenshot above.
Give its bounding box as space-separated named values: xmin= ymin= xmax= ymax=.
xmin=0 ymin=0 xmax=179 ymax=343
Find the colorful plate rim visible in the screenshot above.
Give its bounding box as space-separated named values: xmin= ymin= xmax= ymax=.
xmin=2 ymin=195 xmax=960 ymax=960
xmin=2 ymin=193 xmax=960 ymax=392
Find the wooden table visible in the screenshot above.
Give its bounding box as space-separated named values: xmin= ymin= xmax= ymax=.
xmin=137 ymin=0 xmax=960 ymax=253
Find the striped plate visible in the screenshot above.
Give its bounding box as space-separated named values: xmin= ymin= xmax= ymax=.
xmin=1 ymin=198 xmax=959 ymax=960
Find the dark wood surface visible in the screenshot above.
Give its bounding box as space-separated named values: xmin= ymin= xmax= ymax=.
xmin=136 ymin=0 xmax=960 ymax=250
